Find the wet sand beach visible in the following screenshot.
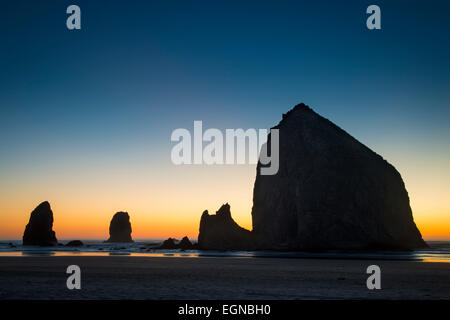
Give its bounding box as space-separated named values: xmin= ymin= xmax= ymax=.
xmin=0 ymin=256 xmax=448 ymax=299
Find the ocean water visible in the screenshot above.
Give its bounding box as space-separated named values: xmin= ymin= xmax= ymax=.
xmin=0 ymin=239 xmax=449 ymax=262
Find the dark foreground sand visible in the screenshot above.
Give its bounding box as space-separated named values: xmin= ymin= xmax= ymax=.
xmin=0 ymin=256 xmax=448 ymax=299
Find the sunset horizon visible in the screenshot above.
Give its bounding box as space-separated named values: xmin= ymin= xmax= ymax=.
xmin=1 ymin=102 xmax=449 ymax=242
xmin=2 ymin=2 xmax=450 ymax=245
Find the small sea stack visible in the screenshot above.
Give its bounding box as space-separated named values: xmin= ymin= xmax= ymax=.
xmin=105 ymin=211 xmax=133 ymax=243
xmin=23 ymin=201 xmax=58 ymax=246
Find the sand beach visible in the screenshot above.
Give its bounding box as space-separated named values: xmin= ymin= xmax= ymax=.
xmin=0 ymin=256 xmax=448 ymax=300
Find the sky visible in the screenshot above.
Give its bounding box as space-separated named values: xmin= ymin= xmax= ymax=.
xmin=0 ymin=0 xmax=449 ymax=240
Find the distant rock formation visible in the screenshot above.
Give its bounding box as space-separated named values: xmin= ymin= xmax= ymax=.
xmin=65 ymin=240 xmax=84 ymax=247
xmin=105 ymin=212 xmax=133 ymax=243
xmin=158 ymin=238 xmax=178 ymax=249
xmin=157 ymin=236 xmax=194 ymax=250
xmin=23 ymin=201 xmax=58 ymax=246
xmin=197 ymin=103 xmax=427 ymax=251
xmin=198 ymin=203 xmax=252 ymax=250
xmin=251 ymin=103 xmax=427 ymax=250
xmin=179 ymin=236 xmax=194 ymax=250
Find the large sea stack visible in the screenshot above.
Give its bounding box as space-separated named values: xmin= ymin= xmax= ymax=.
xmin=105 ymin=212 xmax=133 ymax=243
xmin=23 ymin=201 xmax=58 ymax=246
xmin=251 ymin=103 xmax=427 ymax=250
xmin=198 ymin=103 xmax=427 ymax=251
xmin=198 ymin=203 xmax=252 ymax=250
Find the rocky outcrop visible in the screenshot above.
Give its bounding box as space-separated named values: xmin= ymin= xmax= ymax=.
xmin=251 ymin=103 xmax=427 ymax=250
xmin=23 ymin=201 xmax=58 ymax=246
xmin=105 ymin=212 xmax=133 ymax=243
xmin=197 ymin=103 xmax=427 ymax=251
xmin=66 ymin=240 xmax=84 ymax=247
xmin=158 ymin=238 xmax=178 ymax=249
xmin=157 ymin=236 xmax=194 ymax=250
xmin=198 ymin=203 xmax=252 ymax=250
xmin=179 ymin=236 xmax=194 ymax=250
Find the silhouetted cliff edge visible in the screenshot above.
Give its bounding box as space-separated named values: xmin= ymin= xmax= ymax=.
xmin=199 ymin=103 xmax=427 ymax=251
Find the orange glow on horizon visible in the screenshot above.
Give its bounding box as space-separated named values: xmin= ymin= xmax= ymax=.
xmin=0 ymin=160 xmax=449 ymax=242
xmin=0 ymin=202 xmax=447 ymax=241
xmin=0 ymin=164 xmax=256 ymax=241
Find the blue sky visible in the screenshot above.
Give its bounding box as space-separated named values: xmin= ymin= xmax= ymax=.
xmin=1 ymin=1 xmax=449 ymax=151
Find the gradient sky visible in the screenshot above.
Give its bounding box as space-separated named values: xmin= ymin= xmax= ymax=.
xmin=0 ymin=0 xmax=449 ymax=240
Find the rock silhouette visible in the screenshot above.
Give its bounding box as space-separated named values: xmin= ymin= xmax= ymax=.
xmin=198 ymin=103 xmax=427 ymax=251
xmin=65 ymin=240 xmax=84 ymax=247
xmin=105 ymin=212 xmax=133 ymax=243
xmin=251 ymin=103 xmax=427 ymax=250
xmin=23 ymin=201 xmax=58 ymax=246
xmin=157 ymin=236 xmax=194 ymax=249
xmin=179 ymin=236 xmax=194 ymax=250
xmin=198 ymin=203 xmax=252 ymax=250
xmin=158 ymin=238 xmax=178 ymax=249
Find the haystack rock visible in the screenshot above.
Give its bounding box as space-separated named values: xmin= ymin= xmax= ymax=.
xmin=105 ymin=212 xmax=133 ymax=243
xmin=251 ymin=103 xmax=427 ymax=250
xmin=23 ymin=201 xmax=58 ymax=246
xmin=198 ymin=203 xmax=252 ymax=250
xmin=197 ymin=103 xmax=427 ymax=251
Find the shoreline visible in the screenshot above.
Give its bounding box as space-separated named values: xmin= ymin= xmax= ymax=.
xmin=2 ymin=240 xmax=449 ymax=264
xmin=0 ymin=251 xmax=448 ymax=263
